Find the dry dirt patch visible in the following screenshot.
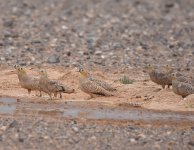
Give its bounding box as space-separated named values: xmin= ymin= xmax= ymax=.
xmin=0 ymin=66 xmax=193 ymax=112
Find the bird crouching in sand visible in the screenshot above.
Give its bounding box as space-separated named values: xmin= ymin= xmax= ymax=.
xmin=14 ymin=65 xmax=42 ymax=96
xmin=76 ymin=67 xmax=115 ymax=99
xmin=146 ymin=64 xmax=172 ymax=89
xmin=171 ymin=73 xmax=194 ymax=98
xmin=89 ymin=76 xmax=117 ymax=92
xmin=38 ymin=69 xmax=75 ymax=100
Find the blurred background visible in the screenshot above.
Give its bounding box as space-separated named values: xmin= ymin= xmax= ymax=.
xmin=1 ymin=0 xmax=194 ymax=71
xmin=1 ymin=1 xmax=194 ymax=150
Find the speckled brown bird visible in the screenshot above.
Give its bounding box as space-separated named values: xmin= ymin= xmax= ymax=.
xmin=39 ymin=69 xmax=75 ymax=99
xmin=164 ymin=65 xmax=194 ymax=85
xmin=171 ymin=72 xmax=194 ymax=85
xmin=89 ymin=77 xmax=116 ymax=92
xmin=164 ymin=64 xmax=184 ymax=78
xmin=146 ymin=64 xmax=172 ymax=89
xmin=171 ymin=73 xmax=194 ymax=98
xmin=14 ymin=65 xmax=42 ymax=96
xmin=77 ymin=67 xmax=115 ymax=98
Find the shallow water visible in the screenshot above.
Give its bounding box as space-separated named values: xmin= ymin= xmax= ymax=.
xmin=0 ymin=97 xmax=17 ymax=114
xmin=62 ymin=108 xmax=194 ymax=122
xmin=0 ymin=105 xmax=16 ymax=114
xmin=0 ymin=97 xmax=17 ymax=104
xmin=1 ymin=97 xmax=194 ymax=123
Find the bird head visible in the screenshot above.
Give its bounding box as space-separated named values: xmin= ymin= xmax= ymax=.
xmin=74 ymin=65 xmax=90 ymax=77
xmin=18 ymin=67 xmax=27 ymax=74
xmin=145 ymin=64 xmax=153 ymax=73
xmin=170 ymin=73 xmax=177 ymax=80
xmin=14 ymin=64 xmax=26 ymax=74
xmin=164 ymin=64 xmax=172 ymax=73
xmin=78 ymin=68 xmax=90 ymax=77
xmin=39 ymin=69 xmax=48 ymax=77
xmin=14 ymin=64 xmax=20 ymax=69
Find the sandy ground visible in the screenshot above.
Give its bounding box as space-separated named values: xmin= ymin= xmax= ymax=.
xmin=1 ymin=66 xmax=194 ymax=112
xmin=1 ymin=0 xmax=194 ymax=149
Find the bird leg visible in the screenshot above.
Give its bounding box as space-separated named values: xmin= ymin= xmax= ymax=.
xmin=54 ymin=93 xmax=57 ymax=97
xmin=48 ymin=93 xmax=52 ymax=100
xmin=39 ymin=91 xmax=42 ymax=97
xmin=162 ymin=85 xmax=165 ymax=89
xmin=182 ymin=96 xmax=187 ymax=100
xmin=28 ymin=89 xmax=31 ymax=94
xmin=60 ymin=93 xmax=62 ymax=99
xmin=36 ymin=91 xmax=42 ymax=97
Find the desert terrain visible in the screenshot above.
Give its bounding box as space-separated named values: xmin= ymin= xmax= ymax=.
xmin=1 ymin=0 xmax=194 ymax=149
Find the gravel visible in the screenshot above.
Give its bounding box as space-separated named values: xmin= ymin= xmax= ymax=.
xmin=0 ymin=0 xmax=194 ymax=149
xmin=0 ymin=117 xmax=193 ymax=150
xmin=47 ymin=54 xmax=60 ymax=63
xmin=0 ymin=0 xmax=194 ymax=71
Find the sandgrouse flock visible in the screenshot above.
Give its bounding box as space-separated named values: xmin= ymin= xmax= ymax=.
xmin=14 ymin=65 xmax=75 ymax=100
xmin=146 ymin=64 xmax=194 ymax=98
xmin=13 ymin=65 xmax=117 ymax=100
xmin=13 ymin=64 xmax=194 ymax=100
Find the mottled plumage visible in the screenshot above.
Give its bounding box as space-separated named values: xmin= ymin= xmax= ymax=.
xmin=166 ymin=66 xmax=194 ymax=85
xmin=14 ymin=65 xmax=41 ymax=96
xmin=146 ymin=64 xmax=172 ymax=89
xmin=39 ymin=70 xmax=75 ymax=99
xmin=89 ymin=77 xmax=116 ymax=91
xmin=164 ymin=65 xmax=184 ymax=81
xmin=77 ymin=67 xmax=114 ymax=98
xmin=171 ymin=73 xmax=194 ymax=98
xmin=176 ymin=75 xmax=194 ymax=85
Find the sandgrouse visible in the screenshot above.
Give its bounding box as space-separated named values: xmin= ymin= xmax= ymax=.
xmin=77 ymin=67 xmax=115 ymax=98
xmin=39 ymin=69 xmax=75 ymax=99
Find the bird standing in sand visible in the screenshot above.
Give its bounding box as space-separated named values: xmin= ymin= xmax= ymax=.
xmin=38 ymin=69 xmax=75 ymax=100
xmin=77 ymin=67 xmax=115 ymax=98
xmin=164 ymin=64 xmax=184 ymax=78
xmin=164 ymin=65 xmax=194 ymax=85
xmin=164 ymin=64 xmax=173 ymax=74
xmin=171 ymin=73 xmax=194 ymax=98
xmin=14 ymin=65 xmax=42 ymax=96
xmin=146 ymin=64 xmax=172 ymax=89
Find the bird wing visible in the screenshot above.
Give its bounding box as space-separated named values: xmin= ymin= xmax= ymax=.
xmin=80 ymin=78 xmax=113 ymax=96
xmin=178 ymin=82 xmax=194 ymax=96
xmin=89 ymin=77 xmax=116 ymax=91
xmin=22 ymin=75 xmax=40 ymax=90
xmin=47 ymin=80 xmax=65 ymax=92
xmin=156 ymin=72 xmax=171 ymax=84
